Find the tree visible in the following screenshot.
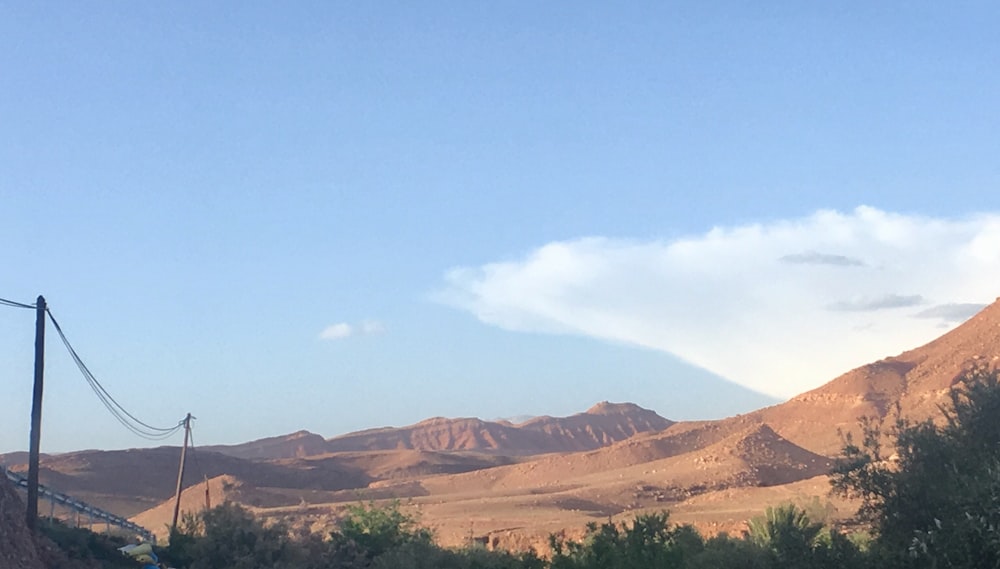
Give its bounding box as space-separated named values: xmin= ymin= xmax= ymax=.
xmin=746 ymin=504 xmax=824 ymax=565
xmin=167 ymin=502 xmax=298 ymax=569
xmin=685 ymin=533 xmax=772 ymax=569
xmin=744 ymin=503 xmax=866 ymax=569
xmin=329 ymin=500 xmax=432 ymax=565
xmin=832 ymin=363 xmax=1000 ymax=568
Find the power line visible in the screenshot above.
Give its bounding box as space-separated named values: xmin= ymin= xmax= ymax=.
xmin=45 ymin=308 xmax=185 ymax=441
xmin=0 ymin=296 xmax=35 ymax=310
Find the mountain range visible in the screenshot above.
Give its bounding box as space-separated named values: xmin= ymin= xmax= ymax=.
xmin=200 ymin=401 xmax=673 ymax=459
xmin=2 ymin=296 xmax=998 ymax=548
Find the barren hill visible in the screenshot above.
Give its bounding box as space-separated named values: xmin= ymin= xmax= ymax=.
xmin=0 ymin=451 xmax=50 ymax=467
xmin=130 ymin=422 xmax=832 ymax=546
xmin=517 ymin=402 xmax=673 ymax=450
xmin=202 ymin=430 xmax=329 ymax=460
xmin=130 ymin=474 xmax=251 ymax=537
xmin=753 ymin=297 xmax=1000 ymax=455
xmin=6 ymin=446 xmax=372 ymax=517
xmin=305 ymin=449 xmax=518 ymax=480
xmin=401 ymin=420 xmax=827 ymax=501
xmin=327 ymin=417 xmax=543 ymax=453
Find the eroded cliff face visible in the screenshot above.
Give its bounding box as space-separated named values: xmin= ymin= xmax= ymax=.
xmin=0 ymin=476 xmax=45 ymax=569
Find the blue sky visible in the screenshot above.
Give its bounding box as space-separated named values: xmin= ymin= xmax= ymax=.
xmin=2 ymin=3 xmax=999 ymax=452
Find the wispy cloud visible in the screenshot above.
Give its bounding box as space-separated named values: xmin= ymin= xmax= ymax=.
xmin=827 ymin=294 xmax=925 ymax=312
xmin=780 ymin=252 xmax=866 ymax=267
xmin=319 ymin=323 xmax=354 ymax=340
xmin=319 ymin=319 xmax=387 ymax=341
xmin=437 ymin=207 xmax=1000 ymax=398
xmin=914 ymin=303 xmax=987 ymax=323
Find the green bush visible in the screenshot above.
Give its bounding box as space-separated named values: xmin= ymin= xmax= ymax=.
xmin=549 ymin=512 xmax=691 ymax=569
xmin=39 ymin=520 xmax=134 ymax=568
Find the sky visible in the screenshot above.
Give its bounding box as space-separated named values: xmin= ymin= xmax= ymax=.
xmin=1 ymin=2 xmax=999 ymax=453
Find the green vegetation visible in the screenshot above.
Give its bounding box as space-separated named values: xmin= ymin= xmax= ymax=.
xmin=333 ymin=500 xmax=433 ymax=561
xmin=46 ymin=364 xmax=1000 ymax=569
xmin=39 ymin=520 xmax=135 ymax=568
xmin=547 ymin=507 xmax=864 ymax=569
xmin=831 ymin=363 xmax=1000 ymax=568
xmin=163 ymin=500 xmax=544 ymax=569
xmin=165 ymin=502 xmax=299 ymax=568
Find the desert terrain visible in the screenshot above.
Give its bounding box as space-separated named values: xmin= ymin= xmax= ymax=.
xmin=3 ymin=298 xmax=999 ymax=550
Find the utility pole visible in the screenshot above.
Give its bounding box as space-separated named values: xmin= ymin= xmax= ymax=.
xmin=204 ymin=474 xmax=211 ymax=511
xmin=26 ymin=295 xmax=46 ymax=531
xmin=171 ymin=413 xmax=193 ymax=533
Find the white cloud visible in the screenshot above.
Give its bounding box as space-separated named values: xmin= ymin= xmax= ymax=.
xmin=360 ymin=320 xmax=387 ymax=335
xmin=437 ymin=207 xmax=1000 ymax=398
xmin=319 ymin=320 xmax=386 ymax=340
xmin=320 ymin=323 xmax=353 ymax=340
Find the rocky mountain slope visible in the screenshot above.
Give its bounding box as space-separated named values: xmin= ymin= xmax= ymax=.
xmin=751 ymin=297 xmax=1000 ymax=455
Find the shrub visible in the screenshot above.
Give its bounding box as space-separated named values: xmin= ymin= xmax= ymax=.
xmin=39 ymin=520 xmax=134 ymax=568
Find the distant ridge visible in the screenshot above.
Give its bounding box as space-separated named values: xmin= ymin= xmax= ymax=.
xmin=191 ymin=402 xmax=672 ymax=461
xmin=324 ymin=402 xmax=673 ymax=455
xmin=202 ymin=430 xmax=329 ymax=461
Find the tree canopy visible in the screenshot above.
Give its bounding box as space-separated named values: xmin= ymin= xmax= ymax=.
xmin=832 ymin=363 xmax=1000 ymax=568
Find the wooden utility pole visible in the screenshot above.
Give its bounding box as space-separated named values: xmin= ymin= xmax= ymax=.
xmin=171 ymin=413 xmax=193 ymax=533
xmin=26 ymin=295 xmax=46 ymax=531
xmin=204 ymin=474 xmax=211 ymax=511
